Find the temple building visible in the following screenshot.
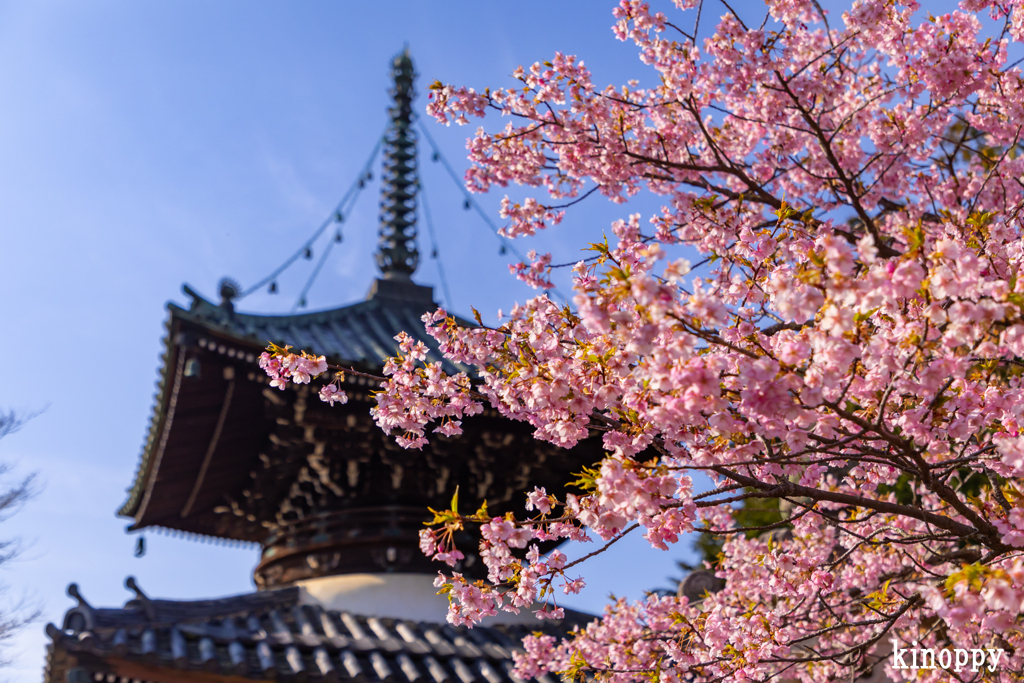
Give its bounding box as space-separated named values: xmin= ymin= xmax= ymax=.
xmin=42 ymin=50 xmax=599 ymax=683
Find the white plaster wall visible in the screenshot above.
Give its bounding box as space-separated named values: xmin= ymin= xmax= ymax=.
xmin=296 ymin=573 xmax=546 ymax=625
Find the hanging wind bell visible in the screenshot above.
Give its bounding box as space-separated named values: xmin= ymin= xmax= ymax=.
xmin=184 ymin=357 xmax=202 ymax=379
xmin=335 ymin=231 xmax=343 ymax=243
xmin=463 ymin=199 xmax=471 ymax=210
xmin=269 ymin=281 xmax=278 ymax=294
xmin=304 ymin=247 xmax=313 ymax=259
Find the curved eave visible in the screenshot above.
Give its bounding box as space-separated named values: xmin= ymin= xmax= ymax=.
xmin=117 ymin=312 xmax=179 ymax=520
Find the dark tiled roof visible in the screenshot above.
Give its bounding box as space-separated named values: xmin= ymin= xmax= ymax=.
xmin=45 ymin=582 xmax=582 ymax=683
xmin=179 ymin=279 xmax=470 ymax=374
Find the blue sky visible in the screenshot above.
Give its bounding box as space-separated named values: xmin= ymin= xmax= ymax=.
xmin=0 ymin=2 xmax=717 ymax=679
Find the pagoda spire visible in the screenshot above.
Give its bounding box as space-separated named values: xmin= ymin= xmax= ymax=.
xmin=376 ymin=48 xmax=419 ymax=280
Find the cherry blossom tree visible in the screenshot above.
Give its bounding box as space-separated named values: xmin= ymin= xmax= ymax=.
xmin=262 ymin=0 xmax=1024 ymax=680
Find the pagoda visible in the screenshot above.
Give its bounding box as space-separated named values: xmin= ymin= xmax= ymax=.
xmin=42 ymin=50 xmax=600 ymax=683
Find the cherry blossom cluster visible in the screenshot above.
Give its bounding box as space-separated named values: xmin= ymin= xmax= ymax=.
xmin=259 ymin=344 xmax=329 ymax=391
xmin=369 ymin=329 xmax=483 ymax=449
xmin=265 ymin=0 xmax=1024 ymax=680
xmin=424 ymin=485 xmax=595 ymax=624
xmin=258 ymin=343 xmax=349 ymax=406
xmin=419 ymin=0 xmax=1024 ymax=678
xmin=509 ymin=250 xmax=555 ymax=290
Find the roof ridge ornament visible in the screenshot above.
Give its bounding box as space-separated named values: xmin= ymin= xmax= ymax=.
xmin=218 ymin=277 xmax=240 ymax=312
xmin=376 ymin=47 xmax=420 ymax=281
xmin=64 ymin=583 xmax=96 ymax=632
xmin=67 ymin=583 xmax=92 ymax=611
xmin=125 ymin=576 xmax=158 ymax=619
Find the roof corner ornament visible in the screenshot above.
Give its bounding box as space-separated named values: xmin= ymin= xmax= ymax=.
xmin=376 ymin=47 xmax=420 ymax=281
xmin=66 ymin=583 xmax=91 ymax=610
xmin=64 ymin=583 xmax=96 ymax=631
xmin=44 ymin=622 xmax=64 ymax=643
xmin=219 ymin=277 xmax=241 ymax=312
xmin=125 ymin=576 xmax=157 ymax=619
xmin=125 ymin=575 xmax=148 ymax=600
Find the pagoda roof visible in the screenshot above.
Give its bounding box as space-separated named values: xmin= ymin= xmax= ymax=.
xmin=44 ymin=580 xmax=585 ymax=683
xmin=114 ymin=45 xmax=606 ymax=586
xmin=119 ymin=277 xmax=469 ymax=525
xmin=115 ymin=275 xmax=603 ymax=587
xmin=178 ymin=278 xmax=467 ymax=374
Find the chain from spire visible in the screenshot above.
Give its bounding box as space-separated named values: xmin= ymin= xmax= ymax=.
xmin=376 ymin=48 xmax=419 ymax=280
